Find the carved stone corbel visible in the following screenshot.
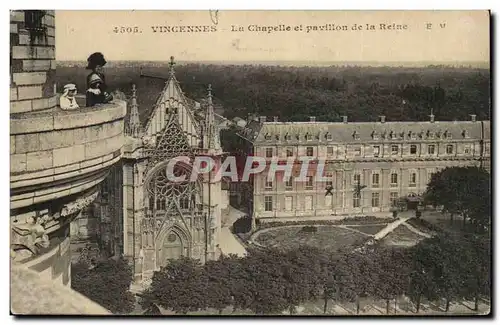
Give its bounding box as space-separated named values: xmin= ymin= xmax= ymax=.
xmin=60 ymin=191 xmax=99 ymax=218
xmin=11 ymin=214 xmax=51 ymax=262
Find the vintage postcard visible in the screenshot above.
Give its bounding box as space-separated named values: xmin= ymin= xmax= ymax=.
xmin=10 ymin=10 xmax=491 ymax=316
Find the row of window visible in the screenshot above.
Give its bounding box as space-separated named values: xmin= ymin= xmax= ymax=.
xmin=264 ymin=172 xmax=423 ymax=190
xmin=263 ymin=192 xmax=401 ymax=211
xmin=264 ymin=130 xmax=467 ymax=142
xmin=264 ymin=143 xmax=470 ymax=158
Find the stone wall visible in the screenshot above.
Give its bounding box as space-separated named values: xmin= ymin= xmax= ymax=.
xmin=10 ymin=10 xmax=57 ymax=114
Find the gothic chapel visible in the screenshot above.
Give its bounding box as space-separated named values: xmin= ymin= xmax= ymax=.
xmin=93 ymin=57 xmax=228 ymax=281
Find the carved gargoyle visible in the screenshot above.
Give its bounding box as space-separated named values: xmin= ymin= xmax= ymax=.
xmin=11 ymin=214 xmax=51 ymax=261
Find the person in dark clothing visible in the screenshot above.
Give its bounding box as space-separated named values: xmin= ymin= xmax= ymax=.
xmin=85 ymin=52 xmax=113 ymax=107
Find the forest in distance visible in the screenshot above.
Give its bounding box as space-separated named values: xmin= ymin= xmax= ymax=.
xmin=56 ymin=62 xmax=491 ymax=123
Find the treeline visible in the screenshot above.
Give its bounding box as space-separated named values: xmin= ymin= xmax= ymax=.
xmin=56 ymin=64 xmax=490 ymax=123
xmin=139 ymin=233 xmax=489 ymax=315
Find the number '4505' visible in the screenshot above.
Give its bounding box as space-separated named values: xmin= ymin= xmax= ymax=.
xmin=113 ymin=26 xmax=141 ymax=33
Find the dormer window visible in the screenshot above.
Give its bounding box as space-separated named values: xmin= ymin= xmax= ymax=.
xmin=408 ymin=131 xmax=416 ymax=140
xmin=285 ymin=133 xmax=291 ymax=141
xmin=264 ymin=133 xmax=272 ymax=141
xmin=371 ymin=131 xmax=379 ymax=140
xmin=462 ymin=130 xmax=470 ymax=139
xmin=427 ymin=131 xmax=435 ymax=139
xmin=325 ymin=132 xmax=333 ymax=141
xmin=305 ymin=133 xmax=312 ymax=141
xmin=353 ymin=131 xmax=360 ymax=140
xmin=275 ymin=134 xmax=280 ymax=141
xmin=436 ymin=131 xmax=442 ymax=139
xmin=444 ymin=130 xmax=452 ymax=139
xmin=390 ymin=131 xmax=397 ymax=140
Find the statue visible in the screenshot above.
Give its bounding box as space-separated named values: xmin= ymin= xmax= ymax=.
xmin=85 ymin=52 xmax=113 ymax=107
xmin=59 ymin=83 xmax=79 ymax=110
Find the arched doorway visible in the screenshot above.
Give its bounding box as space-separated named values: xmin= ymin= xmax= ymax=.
xmin=158 ymin=228 xmax=189 ymax=265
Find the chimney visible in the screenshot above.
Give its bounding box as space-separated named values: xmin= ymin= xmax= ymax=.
xmin=309 ymin=116 xmax=316 ymax=122
xmin=273 ymin=116 xmax=279 ymax=122
xmin=470 ymin=114 xmax=477 ymax=122
xmin=342 ymin=116 xmax=348 ymax=123
xmin=429 ymin=114 xmax=435 ymax=123
xmin=380 ymin=115 xmax=386 ymax=123
xmin=259 ymin=116 xmax=266 ymax=123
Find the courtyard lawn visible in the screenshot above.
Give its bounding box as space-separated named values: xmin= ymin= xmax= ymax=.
xmin=380 ymin=224 xmax=427 ymax=247
xmin=345 ymin=224 xmax=388 ymax=236
xmin=253 ymin=225 xmax=369 ymax=252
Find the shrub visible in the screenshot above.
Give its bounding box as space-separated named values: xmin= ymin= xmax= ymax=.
xmin=71 ymin=258 xmax=135 ymax=314
xmin=300 ymin=226 xmax=318 ymax=233
xmin=232 ymin=216 xmax=252 ymax=234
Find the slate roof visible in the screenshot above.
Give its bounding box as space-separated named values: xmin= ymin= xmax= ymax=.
xmin=243 ymin=119 xmax=489 ymax=145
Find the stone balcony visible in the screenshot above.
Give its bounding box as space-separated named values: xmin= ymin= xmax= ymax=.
xmin=10 ymin=100 xmax=127 ymax=210
xmin=10 ymin=99 xmax=127 ymax=287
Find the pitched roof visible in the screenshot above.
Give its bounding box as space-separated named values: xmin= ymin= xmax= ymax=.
xmin=246 ymin=120 xmax=488 ymax=145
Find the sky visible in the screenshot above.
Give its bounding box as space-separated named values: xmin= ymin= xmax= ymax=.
xmin=55 ymin=10 xmax=490 ymax=64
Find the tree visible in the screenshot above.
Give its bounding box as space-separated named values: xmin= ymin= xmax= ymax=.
xmin=282 ymin=246 xmax=326 ymax=314
xmin=204 ymin=255 xmax=242 ymax=314
xmin=71 ymin=258 xmax=135 ymax=314
xmin=242 ymin=248 xmax=288 ymax=315
xmin=139 ymin=257 xmax=207 ymax=314
xmin=372 ymin=247 xmax=413 ymax=314
xmin=424 ymin=166 xmax=491 ymax=232
xmin=342 ymin=251 xmax=379 ymax=314
xmin=322 ymin=253 xmax=357 ymax=314
xmin=408 ymin=234 xmax=489 ymax=313
xmin=427 ymin=235 xmax=465 ymax=311
xmin=459 ymin=234 xmax=491 ymax=311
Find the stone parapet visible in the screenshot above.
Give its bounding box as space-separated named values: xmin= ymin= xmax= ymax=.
xmin=10 ymin=101 xmax=127 ymax=210
xmin=11 ymin=266 xmax=111 ymax=315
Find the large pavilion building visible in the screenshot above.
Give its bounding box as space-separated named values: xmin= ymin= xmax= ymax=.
xmin=237 ymin=115 xmax=490 ymax=222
